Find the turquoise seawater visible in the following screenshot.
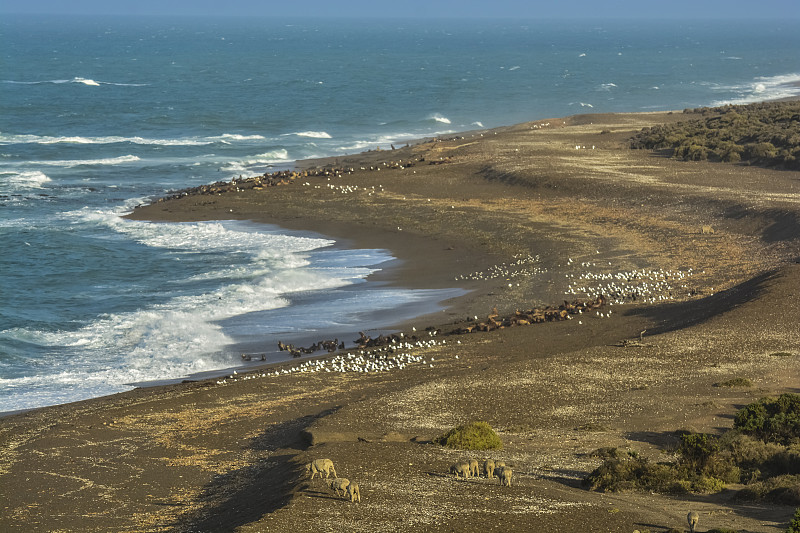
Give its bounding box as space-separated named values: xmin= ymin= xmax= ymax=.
xmin=1 ymin=16 xmax=799 ymax=411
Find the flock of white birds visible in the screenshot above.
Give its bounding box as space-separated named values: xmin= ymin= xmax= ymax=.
xmin=217 ymin=250 xmax=700 ymax=386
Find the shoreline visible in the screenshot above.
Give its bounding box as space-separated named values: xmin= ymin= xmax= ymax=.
xmin=4 ymin=105 xmax=800 ymax=532
xmin=7 ymin=102 xmax=799 ymax=413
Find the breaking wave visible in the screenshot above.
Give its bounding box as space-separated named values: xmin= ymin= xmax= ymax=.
xmin=2 ymin=77 xmax=149 ymax=87
xmin=31 ymin=155 xmax=141 ymax=167
xmin=0 ymin=170 xmax=52 ymax=193
xmin=428 ymin=114 xmax=452 ymax=124
xmin=0 ymin=132 xmax=266 ymax=146
xmin=283 ymin=131 xmax=333 ymax=139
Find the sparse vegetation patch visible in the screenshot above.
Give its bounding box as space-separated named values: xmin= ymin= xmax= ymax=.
xmin=434 ymin=421 xmax=503 ymax=450
xmin=584 ymin=394 xmax=800 ymax=504
xmin=713 ymin=377 xmax=753 ymax=388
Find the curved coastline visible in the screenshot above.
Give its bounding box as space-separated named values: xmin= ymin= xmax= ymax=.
xmin=3 ymin=106 xmax=800 ymax=531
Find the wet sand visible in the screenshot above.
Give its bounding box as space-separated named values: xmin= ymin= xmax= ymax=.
xmin=2 ymin=110 xmax=800 ymax=532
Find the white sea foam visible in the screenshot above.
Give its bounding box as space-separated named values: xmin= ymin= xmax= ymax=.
xmin=211 ymin=133 xmax=268 ymax=142
xmin=508 ymin=66 xmax=521 ymax=71
xmin=429 ymin=114 xmax=452 ymax=124
xmin=69 ymin=208 xmax=335 ymax=258
xmin=2 ymin=78 xmax=149 ymax=87
xmin=0 ymin=213 xmax=380 ymax=411
xmin=0 ymin=132 xmax=268 ymax=146
xmin=0 ymin=170 xmax=51 ymax=191
xmin=284 ymin=131 xmax=332 ymax=139
xmin=333 ymin=132 xmax=419 ymax=154
xmin=73 ymin=77 xmax=100 ymax=86
xmin=31 ymin=155 xmax=141 ymax=167
xmin=710 ymin=72 xmax=800 ymax=105
xmin=219 ymin=149 xmax=292 ymax=175
xmin=472 ymin=121 xmax=485 ymax=128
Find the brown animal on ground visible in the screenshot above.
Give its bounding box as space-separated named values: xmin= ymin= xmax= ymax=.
xmin=449 ymin=461 xmax=471 ymax=479
xmin=687 ymin=511 xmax=699 ymax=533
xmin=484 ymin=459 xmax=495 ymax=478
xmin=328 ymin=478 xmax=350 ymax=497
xmin=498 ymin=466 xmax=513 ymax=486
xmin=346 ymin=482 xmax=361 ymax=503
xmin=468 ymin=459 xmax=480 ymax=478
xmin=305 ymin=458 xmax=337 ymax=480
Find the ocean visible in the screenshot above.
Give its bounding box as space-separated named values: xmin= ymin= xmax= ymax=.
xmin=2 ymin=15 xmax=799 ymax=412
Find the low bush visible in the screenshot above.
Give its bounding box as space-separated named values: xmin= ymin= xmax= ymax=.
xmin=434 ymin=421 xmax=503 ymax=450
xmin=583 ymin=450 xmax=687 ymax=494
xmin=714 ymin=377 xmax=753 ymax=388
xmin=786 ymin=507 xmax=800 ymax=533
xmin=737 ymin=474 xmax=800 ymax=505
xmin=583 ymin=395 xmax=800 ymax=503
xmin=630 ymin=101 xmax=800 ymax=169
xmin=734 ymin=394 xmax=800 ymax=445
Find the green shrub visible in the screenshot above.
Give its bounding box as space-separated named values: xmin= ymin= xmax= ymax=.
xmin=686 ymin=144 xmax=710 ymax=161
xmin=714 ymin=377 xmax=753 ymax=388
xmin=630 ymin=101 xmax=800 ymax=169
xmin=746 ymin=142 xmax=778 ymax=160
xmin=581 ymin=394 xmax=800 ymax=500
xmin=737 ymin=474 xmax=800 ymax=505
xmin=589 ymin=447 xmax=627 ymax=460
xmin=722 ymin=432 xmax=795 ymax=476
xmin=734 ymin=394 xmax=800 ymax=444
xmin=583 ymin=450 xmax=687 ymax=494
xmin=679 ymin=432 xmax=722 ymax=471
xmin=692 ymin=475 xmax=727 ymax=493
xmin=434 ymin=421 xmax=502 ymax=450
xmin=785 ymin=507 xmax=800 ymax=533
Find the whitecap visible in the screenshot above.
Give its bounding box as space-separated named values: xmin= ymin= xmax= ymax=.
xmin=219 ymin=149 xmax=292 ymax=174
xmin=71 ymin=77 xmax=100 ymax=86
xmin=283 ymin=131 xmax=332 ymax=139
xmin=334 ymin=132 xmax=437 ymax=154
xmin=472 ymin=121 xmax=485 ymax=128
xmin=0 ymin=170 xmax=51 ymax=192
xmin=3 ymin=78 xmax=149 ymax=87
xmin=32 ymin=155 xmax=141 ymax=167
xmin=0 ymin=132 xmax=213 ymax=146
xmin=211 ymin=133 xmax=268 ymax=142
xmin=578 ymin=53 xmax=587 ymax=57
xmin=710 ymin=72 xmax=800 ymax=105
xmin=508 ymin=66 xmax=520 ymax=71
xmin=428 ymin=114 xmax=451 ymax=124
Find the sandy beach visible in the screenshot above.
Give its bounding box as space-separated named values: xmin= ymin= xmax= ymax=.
xmin=2 ymin=109 xmax=800 ymax=532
